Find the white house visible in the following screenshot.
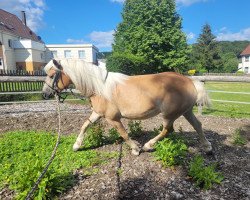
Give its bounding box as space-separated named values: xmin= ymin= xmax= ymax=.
xmin=0 ymin=9 xmax=46 ymax=71
xmin=0 ymin=9 xmax=100 ymax=72
xmin=45 ymin=44 xmax=99 ymax=64
xmin=238 ymin=44 xmax=250 ymax=74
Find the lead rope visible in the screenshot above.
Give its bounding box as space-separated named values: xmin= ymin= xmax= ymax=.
xmin=25 ymin=94 xmax=62 ymax=200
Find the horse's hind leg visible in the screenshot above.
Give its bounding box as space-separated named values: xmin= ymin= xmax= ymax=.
xmin=183 ymin=109 xmax=212 ymax=153
xmin=73 ymin=111 xmax=101 ymax=151
xmin=143 ymin=118 xmax=173 ymax=152
xmin=107 ymin=119 xmax=141 ymax=156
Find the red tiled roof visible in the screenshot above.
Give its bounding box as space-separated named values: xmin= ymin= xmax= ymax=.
xmin=0 ymin=9 xmax=43 ymax=43
xmin=240 ymin=44 xmax=250 ymax=56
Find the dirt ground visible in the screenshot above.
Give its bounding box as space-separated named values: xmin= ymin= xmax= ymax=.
xmin=0 ymin=102 xmax=250 ymax=200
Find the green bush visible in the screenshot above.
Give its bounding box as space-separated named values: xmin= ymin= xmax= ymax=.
xmin=188 ymin=155 xmax=224 ymax=190
xmin=128 ymin=120 xmax=143 ymax=138
xmin=236 ymin=70 xmax=244 ymax=75
xmin=83 ymin=123 xmax=105 ymax=148
xmin=106 ymin=128 xmax=121 ymax=144
xmin=106 ymin=53 xmax=149 ymax=75
xmin=153 ymin=134 xmax=187 ymax=167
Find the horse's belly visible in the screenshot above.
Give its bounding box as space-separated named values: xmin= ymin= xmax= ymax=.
xmin=119 ymin=101 xmax=161 ymax=120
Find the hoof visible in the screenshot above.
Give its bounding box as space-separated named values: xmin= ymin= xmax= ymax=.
xmin=205 ymin=142 xmax=212 ymax=151
xmin=132 ymin=149 xmax=140 ymax=156
xmin=142 ymin=142 xmax=154 ymax=152
xmin=204 ymin=141 xmax=213 ymax=155
xmin=73 ymin=143 xmax=81 ymax=151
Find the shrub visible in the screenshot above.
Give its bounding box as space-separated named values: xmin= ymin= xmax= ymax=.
xmin=188 ymin=69 xmax=196 ymax=76
xmin=153 ymin=134 xmax=187 ymax=167
xmin=106 ymin=53 xmax=149 ymax=75
xmin=188 ymin=155 xmax=224 ymax=190
xmin=236 ymin=70 xmax=244 ymax=75
xmin=128 ymin=120 xmax=143 ymax=138
xmin=232 ymin=128 xmax=247 ymax=146
xmin=83 ymin=123 xmax=105 ymax=148
xmin=106 ymin=128 xmax=121 ymax=144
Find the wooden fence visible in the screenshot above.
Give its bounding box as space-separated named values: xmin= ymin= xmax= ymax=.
xmin=0 ymin=81 xmax=44 ymax=92
xmin=0 ymin=69 xmax=46 ymax=76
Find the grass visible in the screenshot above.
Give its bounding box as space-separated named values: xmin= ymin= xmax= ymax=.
xmin=232 ymin=128 xmax=247 ymax=146
xmin=195 ymin=101 xmax=250 ymax=118
xmin=194 ymin=82 xmax=250 ymax=118
xmin=205 ymin=82 xmax=250 ymax=92
xmin=0 ymin=130 xmax=118 ymax=199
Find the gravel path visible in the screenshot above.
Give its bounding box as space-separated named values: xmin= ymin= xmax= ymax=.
xmin=0 ymin=102 xmax=250 ymax=200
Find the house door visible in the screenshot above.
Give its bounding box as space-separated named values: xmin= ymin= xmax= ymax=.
xmin=0 ymin=57 xmax=3 ymax=70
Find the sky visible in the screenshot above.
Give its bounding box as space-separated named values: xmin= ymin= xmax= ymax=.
xmin=1 ymin=0 xmax=250 ymax=52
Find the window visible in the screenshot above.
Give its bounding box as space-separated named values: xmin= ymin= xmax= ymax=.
xmin=40 ymin=53 xmax=44 ymax=60
xmin=245 ymin=56 xmax=249 ymax=62
xmin=51 ymin=51 xmax=57 ymax=58
xmin=239 ymin=57 xmax=242 ymax=63
xmin=64 ymin=50 xmax=71 ymax=58
xmin=78 ymin=50 xmax=86 ymax=59
xmin=8 ymin=39 xmax=12 ymax=48
xmin=93 ymin=52 xmax=98 ymax=64
xmin=244 ymin=67 xmax=249 ymax=73
xmin=0 ymin=58 xmax=3 ymax=69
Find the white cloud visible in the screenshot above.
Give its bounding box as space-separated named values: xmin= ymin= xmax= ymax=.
xmin=89 ymin=30 xmax=115 ymax=48
xmin=66 ymin=30 xmax=115 ymax=50
xmin=186 ymin=32 xmax=196 ymax=40
xmin=110 ymin=0 xmax=208 ymax=5
xmin=217 ymin=27 xmax=250 ymax=41
xmin=0 ymin=0 xmax=46 ymax=32
xmin=66 ymin=38 xmax=88 ymax=44
xmin=110 ymin=0 xmax=125 ymax=3
xmin=176 ymin=0 xmax=208 ymax=6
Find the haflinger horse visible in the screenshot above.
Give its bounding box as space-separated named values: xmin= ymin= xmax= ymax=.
xmin=42 ymin=59 xmax=212 ymax=155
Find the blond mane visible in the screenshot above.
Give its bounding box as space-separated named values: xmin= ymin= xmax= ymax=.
xmin=55 ymin=59 xmax=128 ymax=100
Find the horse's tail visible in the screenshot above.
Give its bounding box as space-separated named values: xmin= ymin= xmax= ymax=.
xmin=192 ymin=79 xmax=211 ymax=107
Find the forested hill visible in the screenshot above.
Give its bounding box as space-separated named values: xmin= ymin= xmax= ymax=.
xmin=218 ymin=40 xmax=250 ymax=56
xmin=100 ymin=40 xmax=250 ymax=73
xmin=101 ymin=41 xmax=250 ymax=59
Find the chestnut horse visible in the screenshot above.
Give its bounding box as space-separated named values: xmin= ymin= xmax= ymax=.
xmin=42 ymin=59 xmax=212 ymax=155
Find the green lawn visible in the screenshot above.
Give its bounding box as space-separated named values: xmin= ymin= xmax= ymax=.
xmin=205 ymin=82 xmax=250 ymax=92
xmin=197 ymin=82 xmax=250 ymax=118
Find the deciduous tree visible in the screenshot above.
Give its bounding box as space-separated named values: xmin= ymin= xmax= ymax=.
xmin=111 ymin=0 xmax=189 ymax=73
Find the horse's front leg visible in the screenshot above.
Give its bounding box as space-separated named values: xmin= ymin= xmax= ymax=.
xmin=73 ymin=111 xmax=101 ymax=151
xmin=107 ymin=119 xmax=141 ymax=156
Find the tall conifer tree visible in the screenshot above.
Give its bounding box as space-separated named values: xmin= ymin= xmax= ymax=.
xmin=194 ymin=24 xmax=223 ymax=72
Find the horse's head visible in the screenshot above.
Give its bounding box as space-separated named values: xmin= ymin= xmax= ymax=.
xmin=42 ymin=59 xmax=72 ymax=99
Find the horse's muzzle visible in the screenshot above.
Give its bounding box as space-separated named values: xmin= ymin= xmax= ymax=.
xmin=42 ymin=92 xmax=53 ymax=100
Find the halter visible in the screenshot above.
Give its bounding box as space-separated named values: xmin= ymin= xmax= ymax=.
xmin=45 ymin=70 xmax=68 ymax=103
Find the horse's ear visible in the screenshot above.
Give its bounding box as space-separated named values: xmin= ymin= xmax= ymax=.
xmin=53 ymin=59 xmax=63 ymax=70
